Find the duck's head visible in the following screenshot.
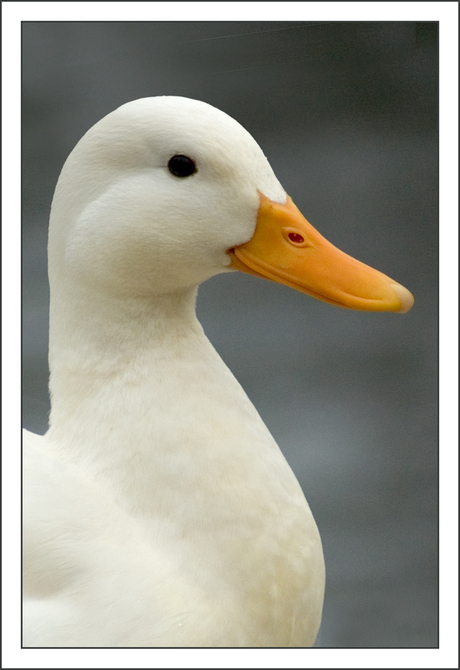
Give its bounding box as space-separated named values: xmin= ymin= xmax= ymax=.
xmin=49 ymin=96 xmax=413 ymax=312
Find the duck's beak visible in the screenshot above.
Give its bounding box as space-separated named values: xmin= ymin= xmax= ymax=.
xmin=228 ymin=194 xmax=414 ymax=313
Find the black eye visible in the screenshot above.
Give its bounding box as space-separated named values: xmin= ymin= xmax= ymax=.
xmin=168 ymin=154 xmax=197 ymax=178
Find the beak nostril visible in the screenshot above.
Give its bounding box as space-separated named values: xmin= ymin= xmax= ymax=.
xmin=288 ymin=232 xmax=305 ymax=245
xmin=282 ymin=227 xmax=309 ymax=247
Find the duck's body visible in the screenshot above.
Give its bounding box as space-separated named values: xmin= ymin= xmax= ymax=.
xmin=23 ymin=97 xmax=413 ymax=647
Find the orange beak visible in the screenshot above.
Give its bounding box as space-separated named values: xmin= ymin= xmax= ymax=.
xmin=228 ymin=194 xmax=414 ymax=313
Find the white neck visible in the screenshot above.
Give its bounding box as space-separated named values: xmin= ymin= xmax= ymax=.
xmin=48 ymin=284 xmax=203 ymax=468
xmin=46 ymin=284 xmax=285 ymax=515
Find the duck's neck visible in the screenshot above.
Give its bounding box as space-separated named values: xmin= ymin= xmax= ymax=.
xmin=46 ymin=283 xmax=279 ymax=518
xmin=48 ymin=284 xmax=201 ymax=378
xmin=47 ymin=284 xmax=203 ymax=461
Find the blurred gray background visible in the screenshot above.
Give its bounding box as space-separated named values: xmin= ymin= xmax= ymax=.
xmin=22 ymin=21 xmax=438 ymax=647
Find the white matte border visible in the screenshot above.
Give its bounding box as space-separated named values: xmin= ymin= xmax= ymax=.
xmin=2 ymin=1 xmax=457 ymax=21
xmin=2 ymin=3 xmax=458 ymax=668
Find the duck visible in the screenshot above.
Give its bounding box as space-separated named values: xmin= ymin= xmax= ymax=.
xmin=22 ymin=96 xmax=414 ymax=648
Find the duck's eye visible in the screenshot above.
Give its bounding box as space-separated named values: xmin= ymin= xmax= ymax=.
xmin=168 ymin=155 xmax=197 ymax=178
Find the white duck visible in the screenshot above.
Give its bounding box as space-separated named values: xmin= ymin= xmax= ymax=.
xmin=23 ymin=96 xmax=414 ymax=648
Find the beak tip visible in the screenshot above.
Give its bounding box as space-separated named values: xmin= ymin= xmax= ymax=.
xmin=391 ymin=283 xmax=415 ymax=313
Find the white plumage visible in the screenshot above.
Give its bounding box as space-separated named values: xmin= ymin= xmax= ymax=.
xmin=23 ymin=96 xmax=413 ymax=647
